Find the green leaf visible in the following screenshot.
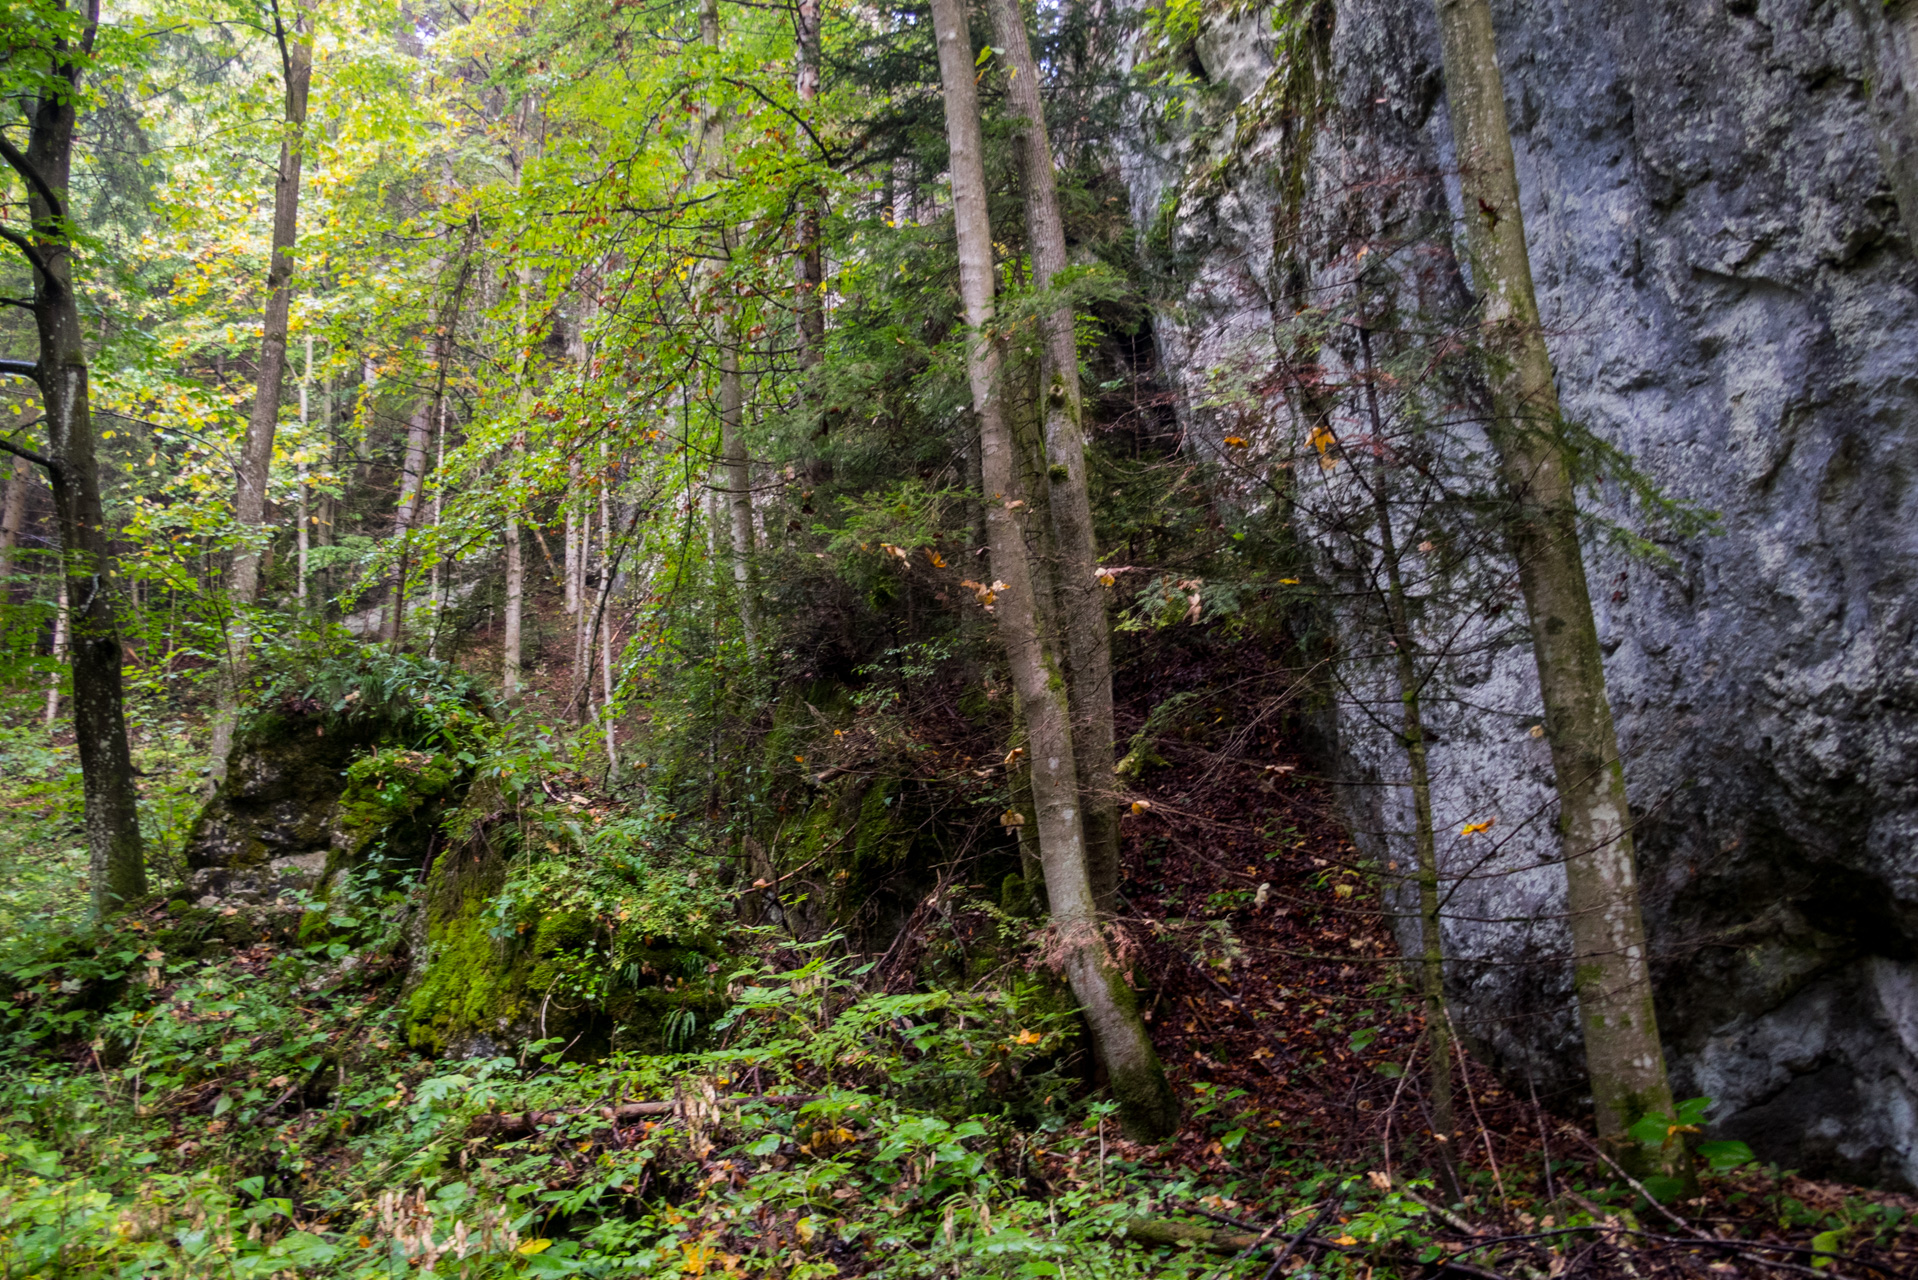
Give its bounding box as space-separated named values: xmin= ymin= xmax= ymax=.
xmin=1696 ymin=1140 xmax=1754 ymax=1172
xmin=1221 ymin=1126 xmax=1247 ymax=1151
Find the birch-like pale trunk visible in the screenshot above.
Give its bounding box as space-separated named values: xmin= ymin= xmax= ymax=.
xmin=986 ymin=0 xmax=1120 ymax=911
xmin=45 ymin=578 xmax=67 ymax=728
xmin=208 ymin=1 xmax=314 ymax=784
xmin=929 ymin=0 xmax=1175 ymax=1140
xmin=295 ymin=336 xmax=310 ymax=604
xmin=1433 ymin=0 xmax=1683 ymax=1179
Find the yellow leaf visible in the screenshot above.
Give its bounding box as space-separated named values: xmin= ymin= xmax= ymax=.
xmin=1460 ymin=819 xmax=1496 ymax=836
xmin=1013 ymin=1029 xmax=1042 ymax=1045
xmin=1280 ymin=578 xmax=1300 ymax=585
xmin=1334 ymin=1234 xmax=1358 ymax=1247
xmin=795 ymin=1217 xmax=816 ymax=1244
xmin=1222 ymin=435 xmax=1248 ymax=448
xmin=518 ymin=1239 xmax=553 ymax=1255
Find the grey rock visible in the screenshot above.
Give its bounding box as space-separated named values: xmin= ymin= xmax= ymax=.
xmin=1113 ymin=0 xmax=1918 ymax=1184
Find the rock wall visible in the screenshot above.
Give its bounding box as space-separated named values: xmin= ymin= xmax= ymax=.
xmin=1115 ymin=0 xmax=1918 ymax=1185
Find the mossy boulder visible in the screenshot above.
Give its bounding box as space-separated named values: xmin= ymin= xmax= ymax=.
xmin=403 ymin=809 xmax=724 ymax=1058
xmin=182 ymin=702 xmax=473 ymax=911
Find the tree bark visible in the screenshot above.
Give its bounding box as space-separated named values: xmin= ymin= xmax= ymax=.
xmin=1432 ymin=0 xmax=1683 ymax=1179
xmin=383 ymin=401 xmax=431 ymax=648
xmin=295 ymin=336 xmax=310 ymax=604
xmin=1352 ymin=328 xmax=1458 ymax=1177
xmin=208 ymin=0 xmax=314 ymax=783
xmin=794 ymin=0 xmax=825 ymax=372
xmin=699 ymin=0 xmax=758 ymax=657
xmin=986 ymin=0 xmax=1120 ymax=912
xmin=0 ymin=449 xmax=30 ymax=594
xmin=0 ymin=0 xmax=147 ymax=915
xmin=45 ymin=578 xmax=67 ymax=728
xmin=929 ymin=0 xmax=1175 ymax=1141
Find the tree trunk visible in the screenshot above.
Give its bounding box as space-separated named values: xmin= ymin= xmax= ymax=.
xmin=383 ymin=401 xmax=431 ymax=648
xmin=929 ymin=0 xmax=1175 ymax=1141
xmin=794 ymin=0 xmax=825 ymax=372
xmin=295 ymin=335 xmax=310 ymax=604
xmin=208 ymin=2 xmax=314 ymax=783
xmin=699 ymin=0 xmax=758 ymax=657
xmin=1352 ymin=328 xmax=1458 ymax=1182
xmin=504 ymin=112 xmax=540 ymax=703
xmin=0 ymin=449 xmax=30 ymax=595
xmin=0 ymin=0 xmax=147 ymax=915
xmin=986 ymin=0 xmax=1121 ymax=911
xmin=1432 ymin=0 xmax=1683 ymax=1180
xmin=45 ymin=578 xmax=67 ymax=728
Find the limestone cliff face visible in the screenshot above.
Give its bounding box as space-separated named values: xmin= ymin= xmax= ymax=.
xmin=1117 ymin=0 xmax=1918 ymax=1185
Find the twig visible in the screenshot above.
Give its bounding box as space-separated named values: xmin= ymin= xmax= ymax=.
xmin=1563 ymin=1125 xmax=1691 ymax=1231
xmin=1260 ymin=1202 xmax=1333 ymax=1280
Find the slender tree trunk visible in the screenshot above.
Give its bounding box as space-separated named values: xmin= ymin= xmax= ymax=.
xmin=794 ymin=0 xmax=825 ymax=373
xmin=1433 ymin=0 xmax=1683 ymax=1179
xmin=599 ymin=451 xmax=618 ymax=777
xmin=208 ymin=2 xmax=314 ymax=784
xmin=295 ymin=335 xmax=310 ymax=604
xmin=427 ymin=391 xmax=448 ymax=659
xmin=0 ymin=0 xmax=147 ymax=915
xmin=504 ymin=113 xmax=540 ymax=704
xmin=987 ymin=0 xmax=1121 ymax=911
xmin=383 ymin=401 xmax=431 ymax=648
xmin=45 ymin=578 xmax=67 ymax=728
xmin=0 ymin=449 xmax=30 ymax=595
xmin=930 ymin=0 xmax=1174 ymax=1141
xmin=1352 ymin=328 xmax=1458 ymax=1177
xmin=698 ymin=0 xmax=759 ymax=657
xmin=564 ymin=460 xmax=581 ymax=615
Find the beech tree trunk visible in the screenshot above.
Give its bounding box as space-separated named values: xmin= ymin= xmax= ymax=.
xmin=929 ymin=0 xmax=1175 ymax=1141
xmin=0 ymin=0 xmax=147 ymax=915
xmin=986 ymin=0 xmax=1121 ymax=912
xmin=382 ymin=402 xmax=431 ymax=648
xmin=1432 ymin=0 xmax=1683 ymax=1179
xmin=0 ymin=449 xmax=30 ymax=594
xmin=699 ymin=0 xmax=758 ymax=657
xmin=208 ymin=1 xmax=314 ymax=783
xmin=794 ymin=0 xmax=825 ymax=372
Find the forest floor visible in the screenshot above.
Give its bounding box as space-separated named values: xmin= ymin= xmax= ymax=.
xmin=1055 ymin=634 xmax=1918 ymax=1278
xmin=0 ymin=632 xmax=1914 ymax=1277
